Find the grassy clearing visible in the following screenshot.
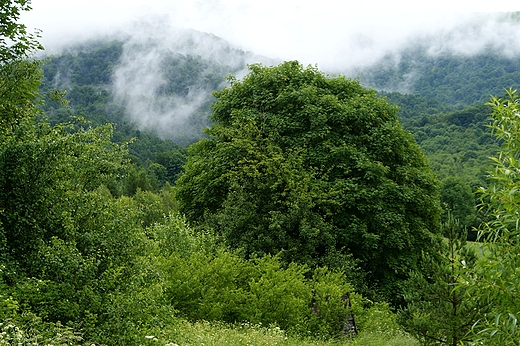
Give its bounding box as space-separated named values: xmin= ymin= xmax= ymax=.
xmin=141 ymin=315 xmax=419 ymax=346
xmin=139 ymin=297 xmax=421 ymax=346
xmin=0 ymin=314 xmax=417 ymax=346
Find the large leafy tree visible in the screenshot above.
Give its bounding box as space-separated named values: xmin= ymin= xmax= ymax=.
xmin=176 ymin=61 xmax=441 ymax=302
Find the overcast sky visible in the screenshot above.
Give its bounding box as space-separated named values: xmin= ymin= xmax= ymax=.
xmin=21 ymin=0 xmax=520 ymax=70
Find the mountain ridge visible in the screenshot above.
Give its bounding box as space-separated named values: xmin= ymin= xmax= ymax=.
xmin=38 ymin=20 xmax=516 ymax=190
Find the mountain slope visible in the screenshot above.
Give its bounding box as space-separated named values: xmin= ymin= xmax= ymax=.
xmin=38 ymin=19 xmax=519 ymax=190
xmin=355 ymin=47 xmax=520 ymax=106
xmin=40 ymin=20 xmax=278 ymax=145
xmin=350 ymin=12 xmax=520 ymax=106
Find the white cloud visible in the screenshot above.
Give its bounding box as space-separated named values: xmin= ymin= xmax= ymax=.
xmin=23 ymin=0 xmax=520 ymax=70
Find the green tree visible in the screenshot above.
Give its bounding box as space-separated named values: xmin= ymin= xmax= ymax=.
xmin=0 ymin=58 xmax=43 ymax=133
xmin=399 ymin=214 xmax=485 ymax=345
xmin=176 ymin=61 xmax=441 ymax=303
xmin=0 ymin=120 xmax=127 ymax=267
xmin=0 ymin=0 xmax=44 ymax=133
xmin=468 ymin=88 xmax=520 ymax=344
xmin=0 ymin=0 xmax=43 ymax=63
xmin=0 ymin=4 xmax=164 ymax=341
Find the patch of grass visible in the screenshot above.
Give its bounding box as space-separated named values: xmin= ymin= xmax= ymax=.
xmin=147 ymin=319 xmax=340 ymax=346
xmin=142 ymin=315 xmax=418 ymax=346
xmin=347 ymin=330 xmax=418 ymax=346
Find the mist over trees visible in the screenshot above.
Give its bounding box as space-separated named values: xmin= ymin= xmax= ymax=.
xmin=355 ymin=46 xmax=520 ymax=106
xmin=40 ymin=18 xmax=279 ymax=145
xmin=38 ymin=30 xmax=508 ymax=240
xmin=37 ymin=16 xmax=518 ymax=190
xmin=37 ymin=27 xmax=513 ymax=202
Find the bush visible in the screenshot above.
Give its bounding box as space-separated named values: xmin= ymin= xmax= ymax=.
xmin=154 ymin=215 xmax=356 ymax=337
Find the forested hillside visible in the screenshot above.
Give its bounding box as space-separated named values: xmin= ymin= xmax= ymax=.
xmin=356 ymin=47 xmax=520 ymax=106
xmin=37 ymin=24 xmax=514 ymax=232
xmin=4 ymin=2 xmax=520 ymax=344
xmin=38 ymin=19 xmax=518 ymax=186
xmin=353 ymin=12 xmax=520 ymax=106
xmin=40 ymin=21 xmax=278 ymax=145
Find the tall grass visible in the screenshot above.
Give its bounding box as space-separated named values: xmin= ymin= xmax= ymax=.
xmin=143 ymin=318 xmax=418 ymax=346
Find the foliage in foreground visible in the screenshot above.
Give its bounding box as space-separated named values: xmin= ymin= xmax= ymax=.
xmin=0 ymin=313 xmax=417 ymax=346
xmin=148 ymin=214 xmax=354 ymax=338
xmin=146 ymin=302 xmax=417 ymax=346
xmin=1 ymin=208 xmax=417 ymax=345
xmin=466 ymin=88 xmax=520 ymax=345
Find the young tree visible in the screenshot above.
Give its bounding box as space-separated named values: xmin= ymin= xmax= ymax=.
xmin=176 ymin=61 xmax=441 ymax=303
xmin=440 ymin=176 xmax=476 ymax=228
xmin=469 ymin=88 xmax=520 ymax=344
xmin=399 ymin=214 xmax=485 ymax=345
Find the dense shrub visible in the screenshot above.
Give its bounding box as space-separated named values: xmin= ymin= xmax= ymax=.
xmin=152 ymin=214 xmax=356 ymax=337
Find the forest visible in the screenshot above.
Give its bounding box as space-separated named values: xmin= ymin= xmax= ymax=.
xmin=2 ymin=1 xmax=520 ymax=345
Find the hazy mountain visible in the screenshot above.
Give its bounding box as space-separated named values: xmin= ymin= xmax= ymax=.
xmin=350 ymin=12 xmax=520 ymax=106
xmin=41 ymin=13 xmax=520 ymax=139
xmin=38 ymin=14 xmax=519 ymax=185
xmin=40 ymin=18 xmax=279 ymax=145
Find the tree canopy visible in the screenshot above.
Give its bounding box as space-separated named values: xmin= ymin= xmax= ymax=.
xmin=176 ymin=61 xmax=442 ymax=302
